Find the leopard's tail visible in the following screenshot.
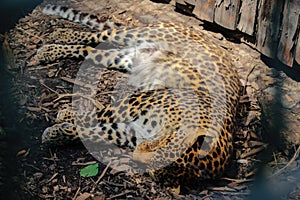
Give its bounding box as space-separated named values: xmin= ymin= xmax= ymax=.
xmin=42 ymin=5 xmax=114 ymax=31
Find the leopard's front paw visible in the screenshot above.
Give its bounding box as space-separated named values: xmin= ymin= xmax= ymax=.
xmin=35 ymin=44 xmax=61 ymax=62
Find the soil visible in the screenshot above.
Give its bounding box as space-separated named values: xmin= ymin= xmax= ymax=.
xmin=1 ymin=0 xmax=300 ymax=199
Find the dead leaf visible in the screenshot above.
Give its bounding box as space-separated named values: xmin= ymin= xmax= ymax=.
xmin=17 ymin=149 xmax=28 ymax=156
xmin=27 ymin=106 xmax=41 ymax=112
xmin=240 ymin=144 xmax=267 ymax=159
xmin=75 ymin=192 xmax=91 ymax=200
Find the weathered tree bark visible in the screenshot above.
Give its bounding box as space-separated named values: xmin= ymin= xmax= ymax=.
xmin=295 ymin=33 xmax=300 ymax=65
xmin=175 ymin=0 xmax=196 ymax=15
xmin=193 ymin=0 xmax=215 ymax=22
xmin=277 ymin=0 xmax=300 ymax=67
xmin=175 ymin=0 xmax=300 ymax=67
xmin=214 ymin=0 xmax=240 ymax=30
xmin=256 ymin=0 xmax=284 ymax=58
xmin=237 ymin=0 xmax=258 ymax=36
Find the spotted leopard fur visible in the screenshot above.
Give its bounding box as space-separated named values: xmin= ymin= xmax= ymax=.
xmin=43 ymin=5 xmax=114 ymax=30
xmin=38 ymin=5 xmax=240 ymax=187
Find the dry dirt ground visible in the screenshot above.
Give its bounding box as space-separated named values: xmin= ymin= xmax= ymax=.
xmin=1 ymin=0 xmax=300 ymax=199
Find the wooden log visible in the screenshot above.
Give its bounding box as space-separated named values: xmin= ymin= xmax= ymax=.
xmin=256 ymin=0 xmax=283 ymax=58
xmin=214 ymin=0 xmax=240 ymax=30
xmin=295 ymin=32 xmax=300 ymax=65
xmin=176 ymin=0 xmax=196 ymax=3
xmin=175 ymin=0 xmax=196 ymax=15
xmin=192 ymin=0 xmax=215 ymax=22
xmin=277 ymin=0 xmax=300 ymax=67
xmin=237 ymin=0 xmax=258 ymax=36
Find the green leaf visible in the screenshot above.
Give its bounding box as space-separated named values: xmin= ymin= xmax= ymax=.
xmin=80 ymin=163 xmax=99 ymax=177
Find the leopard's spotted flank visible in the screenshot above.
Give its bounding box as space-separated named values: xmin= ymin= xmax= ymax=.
xmin=38 ymin=5 xmax=240 ymax=187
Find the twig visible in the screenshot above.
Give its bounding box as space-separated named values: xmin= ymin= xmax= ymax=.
xmin=15 ymin=27 xmax=44 ymax=42
xmin=107 ymin=190 xmax=131 ymax=200
xmin=90 ymin=161 xmax=111 ymax=193
xmin=71 ymin=161 xmax=97 ymax=166
xmin=40 ymin=77 xmax=104 ymax=110
xmin=268 ymin=145 xmax=300 ymax=178
xmin=273 ymin=152 xmax=278 ymax=165
xmin=53 ymin=93 xmax=104 ymax=110
xmin=42 ymin=157 xmax=60 ymax=161
xmin=72 ymin=187 xmax=81 ymax=200
xmin=221 ymin=177 xmax=254 ymax=184
xmin=61 ymin=76 xmax=94 ymax=90
xmin=240 ymin=144 xmax=267 ymax=159
xmin=40 ymin=80 xmax=59 ymax=95
xmin=208 ymin=186 xmax=236 ymax=192
xmin=23 ymin=163 xmax=42 ymax=172
xmin=95 ymin=90 xmax=121 ymax=95
xmin=47 ymin=172 xmax=58 ymax=183
xmin=28 ymin=63 xmax=58 ymax=71
xmin=54 ymin=93 xmax=85 ymax=102
xmin=199 ymin=194 xmax=213 ymax=200
xmin=242 ymin=63 xmax=256 ymax=95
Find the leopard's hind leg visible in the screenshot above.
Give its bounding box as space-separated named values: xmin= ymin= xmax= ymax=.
xmin=35 ymin=44 xmax=134 ymax=71
xmin=42 ymin=121 xmax=139 ymax=149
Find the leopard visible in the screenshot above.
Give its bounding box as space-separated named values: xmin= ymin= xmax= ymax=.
xmin=37 ymin=5 xmax=240 ymax=189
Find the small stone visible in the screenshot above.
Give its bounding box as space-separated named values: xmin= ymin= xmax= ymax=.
xmin=51 ymin=178 xmax=58 ymax=184
xmin=53 ymin=185 xmax=59 ymax=191
xmin=33 ymin=172 xmax=43 ymax=179
xmin=42 ymin=186 xmax=48 ymax=193
xmin=47 ymin=69 xmax=56 ymax=78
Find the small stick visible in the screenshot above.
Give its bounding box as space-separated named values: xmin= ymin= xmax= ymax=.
xmin=242 ymin=63 xmax=256 ymax=95
xmin=61 ymin=76 xmax=94 ymax=90
xmin=269 ymin=145 xmax=300 ymax=178
xmin=47 ymin=172 xmax=58 ymax=183
xmin=90 ymin=161 xmax=111 ymax=193
xmin=72 ymin=187 xmax=81 ymax=200
xmin=63 ymin=175 xmax=66 ymax=183
xmin=40 ymin=80 xmax=59 ymax=95
xmin=273 ymin=152 xmax=278 ymax=165
xmin=53 ymin=93 xmax=104 ymax=110
xmin=28 ymin=63 xmax=57 ymax=71
xmin=240 ymin=144 xmax=267 ymax=159
xmin=107 ymin=190 xmax=131 ymax=200
xmin=15 ymin=27 xmax=44 ymax=42
xmin=221 ymin=177 xmax=254 ymax=184
xmin=72 ymin=161 xmax=97 ymax=166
